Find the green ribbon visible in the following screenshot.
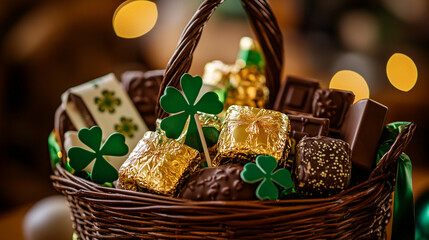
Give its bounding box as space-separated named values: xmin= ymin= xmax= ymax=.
xmin=376 ymin=122 xmax=414 ymax=240
xmin=48 ymin=131 xmax=62 ymax=171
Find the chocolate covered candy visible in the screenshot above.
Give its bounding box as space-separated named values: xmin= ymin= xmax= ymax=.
xmin=293 ymin=136 xmax=352 ymax=198
xmin=312 ymin=89 xmax=355 ymax=129
xmin=274 ymin=76 xmax=320 ymax=114
xmin=180 ymin=164 xmax=257 ymax=201
xmin=119 ymin=131 xmax=202 ymax=196
xmin=214 ymin=105 xmax=291 ymax=166
xmin=340 ymin=99 xmax=387 ymax=172
xmin=121 ymin=70 xmax=164 ymax=130
xmin=288 ymin=114 xmax=330 ymax=143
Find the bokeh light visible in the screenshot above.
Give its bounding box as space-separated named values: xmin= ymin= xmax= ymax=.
xmin=386 ymin=53 xmax=418 ymax=92
xmin=329 ymin=70 xmax=370 ymax=103
xmin=113 ymin=0 xmax=158 ymax=39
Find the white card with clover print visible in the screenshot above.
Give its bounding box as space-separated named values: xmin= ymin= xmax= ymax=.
xmin=61 ymin=73 xmax=148 ymax=170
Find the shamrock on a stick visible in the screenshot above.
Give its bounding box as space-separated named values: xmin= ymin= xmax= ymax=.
xmin=68 ymin=126 xmax=128 ymax=184
xmin=159 ymin=73 xmax=223 ymax=151
xmin=241 ymin=155 xmax=293 ymax=200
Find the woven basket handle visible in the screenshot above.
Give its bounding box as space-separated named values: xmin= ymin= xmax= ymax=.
xmin=370 ymin=122 xmax=416 ymax=179
xmin=155 ymin=0 xmax=284 ymax=119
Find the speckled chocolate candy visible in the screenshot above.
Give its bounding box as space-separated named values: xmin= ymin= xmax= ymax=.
xmin=293 ymin=136 xmax=351 ymax=198
xmin=180 ymin=164 xmax=257 ymax=201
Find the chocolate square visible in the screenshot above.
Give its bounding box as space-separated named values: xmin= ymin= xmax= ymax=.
xmin=121 ymin=70 xmax=164 ymax=130
xmin=274 ymin=76 xmax=320 ymax=113
xmin=288 ymin=114 xmax=330 ymax=142
xmin=312 ymin=89 xmax=355 ymax=129
xmin=293 ymin=136 xmax=352 ymax=198
xmin=340 ymin=99 xmax=387 ymax=172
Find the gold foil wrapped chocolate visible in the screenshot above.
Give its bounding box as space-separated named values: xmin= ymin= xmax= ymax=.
xmin=225 ymin=37 xmax=269 ymax=109
xmin=214 ymin=105 xmax=291 ymax=166
xmin=118 ymin=131 xmax=202 ymax=196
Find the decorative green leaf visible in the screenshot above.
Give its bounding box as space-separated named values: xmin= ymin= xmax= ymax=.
xmin=256 ymin=178 xmax=279 ymax=200
xmin=78 ymin=126 xmax=102 ymax=151
xmin=159 ymin=73 xmax=224 ymax=152
xmin=100 ymin=133 xmax=129 ymax=156
xmin=68 ymin=147 xmax=96 ymax=171
xmin=241 ymin=155 xmax=294 ymax=201
xmin=181 ymin=73 xmax=202 ymax=105
xmin=160 ymin=87 xmax=188 ymax=113
xmin=183 ymin=127 xmax=220 ymax=152
xmin=241 ymin=163 xmax=265 ymax=183
xmin=195 ymin=92 xmax=224 ymax=115
xmin=160 ymin=112 xmax=189 ymax=139
xmin=91 ymin=156 xmax=119 ymax=184
xmin=271 ymin=169 xmax=293 ymax=188
xmin=256 ymin=155 xmax=277 ymax=175
xmin=67 ymin=126 xmax=128 ymax=184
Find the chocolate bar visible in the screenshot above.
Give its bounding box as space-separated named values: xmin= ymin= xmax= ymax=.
xmin=340 ymin=99 xmax=387 ymax=172
xmin=121 ymin=70 xmax=164 ymax=130
xmin=293 ymin=136 xmax=352 ymax=198
xmin=274 ymin=76 xmax=320 ymax=114
xmin=312 ymin=89 xmax=355 ymax=129
xmin=288 ymin=114 xmax=330 ymax=142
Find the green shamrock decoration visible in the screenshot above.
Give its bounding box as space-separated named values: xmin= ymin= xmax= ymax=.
xmin=241 ymin=155 xmax=293 ymax=200
xmin=159 ymin=73 xmax=223 ymax=151
xmin=68 ymin=126 xmax=129 ymax=184
xmin=114 ymin=117 xmax=138 ymax=138
xmin=94 ymin=90 xmax=121 ymax=113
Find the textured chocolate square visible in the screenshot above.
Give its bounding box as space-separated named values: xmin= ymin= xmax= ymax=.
xmin=274 ymin=76 xmax=320 ymax=113
xmin=288 ymin=114 xmax=330 ymax=142
xmin=293 ymin=136 xmax=352 ymax=198
xmin=340 ymin=99 xmax=387 ymax=172
xmin=312 ymin=89 xmax=355 ymax=129
xmin=121 ymin=70 xmax=164 ymax=130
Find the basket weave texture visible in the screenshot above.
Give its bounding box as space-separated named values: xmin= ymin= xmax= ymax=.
xmin=51 ymin=0 xmax=416 ymax=239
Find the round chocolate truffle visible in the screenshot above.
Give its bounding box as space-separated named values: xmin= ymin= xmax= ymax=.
xmin=180 ymin=164 xmax=257 ymax=201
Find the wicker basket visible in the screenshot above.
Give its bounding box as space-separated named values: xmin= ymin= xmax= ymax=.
xmin=51 ymin=0 xmax=416 ymax=239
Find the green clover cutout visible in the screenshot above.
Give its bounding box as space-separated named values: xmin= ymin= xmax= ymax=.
xmin=68 ymin=126 xmax=129 ymax=184
xmin=241 ymin=155 xmax=293 ymax=200
xmin=94 ymin=90 xmax=121 ymax=113
xmin=159 ymin=73 xmax=223 ymax=152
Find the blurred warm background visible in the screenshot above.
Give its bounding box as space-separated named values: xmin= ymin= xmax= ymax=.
xmin=0 ymin=0 xmax=428 ymax=239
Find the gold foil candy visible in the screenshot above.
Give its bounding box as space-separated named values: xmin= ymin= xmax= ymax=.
xmin=118 ymin=131 xmax=202 ymax=196
xmin=214 ymin=105 xmax=291 ymax=166
xmin=225 ymin=66 xmax=269 ymax=109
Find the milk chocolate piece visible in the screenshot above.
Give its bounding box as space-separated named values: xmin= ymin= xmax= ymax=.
xmin=312 ymin=89 xmax=355 ymax=129
xmin=121 ymin=70 xmax=164 ymax=130
xmin=274 ymin=76 xmax=320 ymax=113
xmin=293 ymin=136 xmax=352 ymax=198
xmin=340 ymin=99 xmax=387 ymax=172
xmin=288 ymin=114 xmax=330 ymax=142
xmin=180 ymin=164 xmax=257 ymax=201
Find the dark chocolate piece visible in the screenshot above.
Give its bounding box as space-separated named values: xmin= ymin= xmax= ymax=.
xmin=340 ymin=99 xmax=387 ymax=172
xmin=293 ymin=136 xmax=352 ymax=198
xmin=288 ymin=114 xmax=330 ymax=142
xmin=121 ymin=70 xmax=164 ymax=130
xmin=312 ymin=89 xmax=355 ymax=129
xmin=180 ymin=164 xmax=257 ymax=201
xmin=274 ymin=76 xmax=320 ymax=113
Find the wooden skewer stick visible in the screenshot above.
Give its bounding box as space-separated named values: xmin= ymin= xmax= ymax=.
xmin=194 ymin=114 xmax=212 ymax=167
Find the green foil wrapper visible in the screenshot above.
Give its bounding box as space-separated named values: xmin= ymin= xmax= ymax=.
xmin=376 ymin=122 xmax=414 ymax=240
xmin=118 ymin=131 xmax=202 ymax=196
xmin=214 ymin=105 xmax=290 ymax=166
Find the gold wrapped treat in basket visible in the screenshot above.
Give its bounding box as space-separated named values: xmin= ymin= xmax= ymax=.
xmin=50 ymin=0 xmax=417 ymax=239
